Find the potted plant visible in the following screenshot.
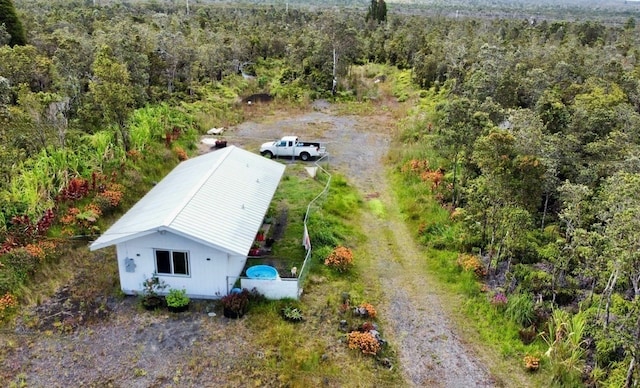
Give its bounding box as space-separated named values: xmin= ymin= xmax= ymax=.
xmin=220 ymin=289 xmax=250 ymax=319
xmin=166 ymin=288 xmax=190 ymax=313
xmin=140 ymin=275 xmax=167 ymax=311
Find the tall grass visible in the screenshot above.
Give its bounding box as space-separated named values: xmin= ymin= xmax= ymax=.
xmin=542 ymin=309 xmax=587 ymax=386
xmin=129 ymin=104 xmax=198 ymax=151
xmin=8 ymin=147 xmax=93 ymax=217
xmin=505 ymin=292 xmax=536 ymax=327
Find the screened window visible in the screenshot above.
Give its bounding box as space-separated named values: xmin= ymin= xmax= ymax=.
xmin=155 ymin=249 xmax=190 ymax=276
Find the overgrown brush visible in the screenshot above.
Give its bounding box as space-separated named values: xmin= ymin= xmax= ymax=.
xmin=504 ymin=292 xmax=536 ymax=327
xmin=542 ymin=309 xmax=587 ymax=386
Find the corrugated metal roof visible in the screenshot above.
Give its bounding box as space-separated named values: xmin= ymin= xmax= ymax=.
xmin=89 ymin=146 xmax=286 ymax=256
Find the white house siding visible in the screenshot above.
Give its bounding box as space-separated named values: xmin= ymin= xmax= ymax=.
xmin=240 ymin=278 xmax=300 ymax=300
xmin=115 ymin=231 xmax=246 ymax=299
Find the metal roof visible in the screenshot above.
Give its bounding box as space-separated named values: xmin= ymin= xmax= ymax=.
xmin=89 ymin=146 xmax=286 ymax=256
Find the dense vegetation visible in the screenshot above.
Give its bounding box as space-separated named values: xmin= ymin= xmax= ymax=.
xmin=1 ymin=0 xmax=640 ymax=386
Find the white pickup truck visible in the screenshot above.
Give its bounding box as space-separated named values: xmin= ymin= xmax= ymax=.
xmin=260 ymin=136 xmax=326 ymax=161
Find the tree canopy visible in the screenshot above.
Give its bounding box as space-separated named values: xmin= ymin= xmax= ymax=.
xmin=0 ymin=0 xmax=26 ymax=46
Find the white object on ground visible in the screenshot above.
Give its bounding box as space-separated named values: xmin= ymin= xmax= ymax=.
xmin=201 ymin=138 xmax=218 ymax=145
xmin=207 ymin=127 xmax=225 ymax=135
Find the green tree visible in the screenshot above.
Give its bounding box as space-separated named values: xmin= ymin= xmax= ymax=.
xmin=472 ymin=129 xmax=545 ymax=214
xmin=0 ymin=0 xmax=26 ymax=46
xmin=595 ymin=172 xmax=640 ymax=386
xmin=599 ymin=172 xmax=640 ymax=301
xmin=366 ymin=0 xmax=387 ymax=24
xmin=88 ymin=45 xmax=134 ymax=151
xmin=0 ymin=45 xmax=55 ymax=92
xmin=435 ymin=97 xmax=490 ymax=205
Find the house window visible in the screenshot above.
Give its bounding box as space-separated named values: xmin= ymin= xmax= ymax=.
xmin=155 ymin=249 xmax=190 ymax=276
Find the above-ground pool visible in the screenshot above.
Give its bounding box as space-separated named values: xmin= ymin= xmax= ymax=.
xmin=246 ymin=265 xmax=279 ymax=280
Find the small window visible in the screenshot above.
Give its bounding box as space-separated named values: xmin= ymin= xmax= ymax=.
xmin=155 ymin=249 xmax=190 ymax=276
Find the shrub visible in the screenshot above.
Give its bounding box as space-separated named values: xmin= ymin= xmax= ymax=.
xmin=355 ymin=302 xmax=377 ymax=319
xmin=457 ymin=253 xmax=487 ymax=278
xmin=0 ymin=292 xmax=18 ymax=320
xmin=57 ymin=177 xmax=89 ymax=202
xmin=166 ymin=288 xmax=190 ymax=308
xmin=173 ymin=146 xmax=188 ymax=161
xmin=221 ymin=289 xmax=250 ymax=316
xmin=60 ymin=204 xmax=102 ymax=234
xmin=505 ymin=292 xmax=535 ymax=327
xmin=0 ymin=266 xmax=21 ymax=295
xmin=324 ymin=246 xmax=354 ymax=272
xmin=3 ymin=247 xmax=40 ymax=279
xmin=141 ymin=275 xmax=167 ymax=298
xmin=94 ymin=183 xmax=124 ymax=211
xmin=24 ymin=243 xmax=45 ymax=261
xmin=140 ymin=275 xmax=167 ymax=310
xmin=523 ymin=355 xmax=540 ymax=371
xmin=347 ymin=331 xmax=381 ymax=355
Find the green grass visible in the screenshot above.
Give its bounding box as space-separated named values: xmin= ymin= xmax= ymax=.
xmin=219 ymin=161 xmax=401 ymax=386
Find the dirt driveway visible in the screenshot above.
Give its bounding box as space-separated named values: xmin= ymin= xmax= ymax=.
xmin=224 ymin=102 xmax=497 ymax=387
xmin=2 ymin=101 xmax=497 ymax=387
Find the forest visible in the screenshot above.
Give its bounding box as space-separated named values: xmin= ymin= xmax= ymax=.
xmin=1 ymin=0 xmax=640 ymax=386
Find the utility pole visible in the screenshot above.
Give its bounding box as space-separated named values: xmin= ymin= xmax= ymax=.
xmin=186 ymin=0 xmax=190 ymax=15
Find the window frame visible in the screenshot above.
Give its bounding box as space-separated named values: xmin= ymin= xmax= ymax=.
xmin=154 ymin=249 xmax=190 ymax=277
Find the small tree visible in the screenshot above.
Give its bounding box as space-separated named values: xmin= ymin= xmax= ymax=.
xmin=366 ymin=0 xmax=387 ymax=24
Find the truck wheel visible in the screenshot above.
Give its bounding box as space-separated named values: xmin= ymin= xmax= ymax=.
xmin=300 ymin=152 xmax=310 ymax=161
xmin=261 ymin=151 xmax=273 ymax=159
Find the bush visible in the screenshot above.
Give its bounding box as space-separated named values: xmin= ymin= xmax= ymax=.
xmin=347 ymin=331 xmax=381 ymax=355
xmin=490 ymin=292 xmax=508 ymax=309
xmin=505 ymin=292 xmax=535 ymax=327
xmin=0 ymin=266 xmax=21 ymax=295
xmin=166 ymin=288 xmax=190 ymax=308
xmin=0 ymin=292 xmax=18 ymax=319
xmin=523 ymin=355 xmax=540 ymax=371
xmin=221 ymin=289 xmax=250 ymax=316
xmin=281 ymin=305 xmax=304 ymax=322
xmin=324 ymin=246 xmax=354 ymax=272
xmin=3 ymin=247 xmax=40 ymax=279
xmin=457 ymin=253 xmax=487 ymax=278
xmin=354 ymin=302 xmax=377 ymax=319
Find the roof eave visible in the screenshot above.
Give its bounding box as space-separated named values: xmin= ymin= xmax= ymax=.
xmin=89 ymin=229 xmax=160 ymax=251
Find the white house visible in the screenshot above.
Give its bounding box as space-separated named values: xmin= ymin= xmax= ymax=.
xmin=89 ymin=146 xmax=286 ymax=299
